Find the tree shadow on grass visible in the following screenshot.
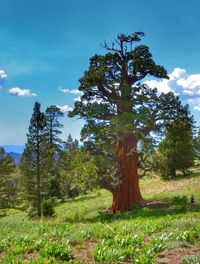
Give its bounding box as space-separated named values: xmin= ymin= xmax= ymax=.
xmin=83 ymin=199 xmax=200 ymax=223
xmin=61 ymin=198 xmax=200 ymax=224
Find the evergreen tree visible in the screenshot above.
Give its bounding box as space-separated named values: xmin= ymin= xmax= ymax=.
xmin=60 ymin=135 xmax=97 ymax=199
xmin=194 ymin=129 xmax=200 ymax=160
xmin=20 ymin=102 xmax=47 ymax=217
xmin=69 ymin=32 xmax=192 ymax=212
xmin=45 ymin=105 xmax=64 ymax=198
xmin=157 ymin=119 xmax=195 ymax=178
xmin=64 ymin=134 xmax=78 ymax=153
xmin=45 ymin=105 xmax=64 ymax=147
xmin=60 ymin=146 xmax=97 ymax=199
xmin=0 ymin=148 xmax=16 ymax=209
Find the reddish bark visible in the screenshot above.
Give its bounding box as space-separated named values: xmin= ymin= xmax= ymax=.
xmin=112 ymin=134 xmax=143 ymax=213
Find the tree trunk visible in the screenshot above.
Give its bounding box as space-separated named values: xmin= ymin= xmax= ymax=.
xmin=112 ymin=134 xmax=143 ymax=213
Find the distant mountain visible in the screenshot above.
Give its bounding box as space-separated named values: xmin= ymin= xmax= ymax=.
xmin=0 ymin=145 xmax=24 ymax=164
xmin=8 ymin=152 xmax=22 ymax=164
xmin=3 ymin=145 xmax=25 ymax=154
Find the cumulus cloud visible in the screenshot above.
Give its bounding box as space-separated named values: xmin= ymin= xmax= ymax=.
xmin=74 ymin=96 xmax=81 ymax=102
xmin=57 ymin=104 xmax=73 ymax=113
xmin=188 ymin=97 xmax=200 ymax=111
xmin=194 ymin=105 xmax=200 ymax=111
xmin=0 ymin=69 xmax=7 ymax=88
xmin=145 ymin=68 xmax=200 ymax=111
xmin=58 ymin=86 xmax=83 ymax=95
xmin=9 ymin=87 xmax=37 ymax=97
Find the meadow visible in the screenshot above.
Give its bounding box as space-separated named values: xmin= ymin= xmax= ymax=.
xmin=0 ymin=170 xmax=200 ymax=263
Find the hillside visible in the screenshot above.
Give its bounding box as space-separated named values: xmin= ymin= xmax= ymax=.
xmin=0 ymin=171 xmax=200 ymax=263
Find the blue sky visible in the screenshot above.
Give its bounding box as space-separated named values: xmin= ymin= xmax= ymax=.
xmin=0 ymin=0 xmax=200 ymax=145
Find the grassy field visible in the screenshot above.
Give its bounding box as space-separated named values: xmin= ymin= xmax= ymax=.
xmin=0 ymin=171 xmax=200 ymax=263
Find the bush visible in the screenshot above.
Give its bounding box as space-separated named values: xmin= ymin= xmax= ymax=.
xmin=172 ymin=195 xmax=188 ymax=210
xmin=42 ymin=200 xmax=55 ymax=217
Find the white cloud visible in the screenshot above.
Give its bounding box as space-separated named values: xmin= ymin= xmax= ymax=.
xmin=194 ymin=105 xmax=200 ymax=112
xmin=168 ymin=68 xmax=187 ymax=80
xmin=145 ymin=67 xmax=200 ymax=111
xmin=58 ymin=86 xmax=83 ymax=95
xmin=0 ymin=69 xmax=7 ymax=88
xmin=74 ymin=96 xmax=81 ymax=102
xmin=188 ymin=97 xmax=200 ymax=105
xmin=177 ymin=74 xmax=200 ymax=89
xmin=0 ymin=70 xmax=7 ymax=80
xmin=9 ymin=87 xmax=37 ymax=97
xmin=145 ymin=79 xmax=172 ymax=94
xmin=57 ymin=104 xmax=73 ymax=113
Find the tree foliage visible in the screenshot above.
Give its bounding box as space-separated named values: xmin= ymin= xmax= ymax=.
xmin=156 ymin=119 xmax=195 ymax=178
xmin=60 ymin=135 xmax=97 ymax=199
xmin=69 ymin=32 xmax=192 ymax=211
xmin=20 ymin=102 xmax=48 ymax=217
xmin=0 ymin=147 xmax=17 ymax=210
xmin=45 ymin=105 xmax=64 ymax=198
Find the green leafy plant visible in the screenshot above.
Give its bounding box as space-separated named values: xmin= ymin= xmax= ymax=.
xmin=40 ymin=240 xmax=74 ymax=260
xmin=182 ymin=254 xmax=200 ymax=264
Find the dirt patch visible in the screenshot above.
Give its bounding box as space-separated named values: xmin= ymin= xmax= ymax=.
xmin=157 ymin=248 xmax=200 ymax=264
xmin=0 ymin=251 xmax=6 ymax=261
xmin=145 ymin=198 xmax=172 ymax=209
xmin=24 ymin=250 xmax=40 ymax=261
xmin=73 ymin=241 xmax=98 ymax=263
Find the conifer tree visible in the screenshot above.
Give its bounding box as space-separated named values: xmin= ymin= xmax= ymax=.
xmin=0 ymin=148 xmax=16 ymax=209
xmin=69 ymin=32 xmax=192 ymax=212
xmin=64 ymin=134 xmax=78 ymax=153
xmin=45 ymin=105 xmax=64 ymax=147
xmin=157 ymin=119 xmax=195 ymax=178
xmin=45 ymin=105 xmax=64 ymax=198
xmin=20 ymin=102 xmax=47 ymax=217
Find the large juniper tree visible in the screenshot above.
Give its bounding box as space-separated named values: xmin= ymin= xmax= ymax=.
xmin=69 ymin=32 xmax=192 ymax=212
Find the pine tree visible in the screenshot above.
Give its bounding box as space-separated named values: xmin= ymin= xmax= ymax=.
xmin=60 ymin=143 xmax=97 ymax=199
xmin=20 ymin=102 xmax=47 ymax=217
xmin=157 ymin=119 xmax=195 ymax=178
xmin=64 ymin=134 xmax=78 ymax=153
xmin=45 ymin=105 xmax=64 ymax=147
xmin=44 ymin=105 xmax=64 ymax=198
xmin=0 ymin=148 xmax=16 ymax=210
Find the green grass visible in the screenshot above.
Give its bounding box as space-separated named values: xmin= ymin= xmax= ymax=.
xmin=0 ymin=170 xmax=200 ymax=263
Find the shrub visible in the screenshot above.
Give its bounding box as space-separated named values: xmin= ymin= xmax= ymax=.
xmin=42 ymin=200 xmax=55 ymax=217
xmin=172 ymin=196 xmax=188 ymax=210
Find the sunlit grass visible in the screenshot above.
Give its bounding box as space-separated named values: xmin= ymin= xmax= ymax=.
xmin=0 ymin=170 xmax=200 ymax=263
